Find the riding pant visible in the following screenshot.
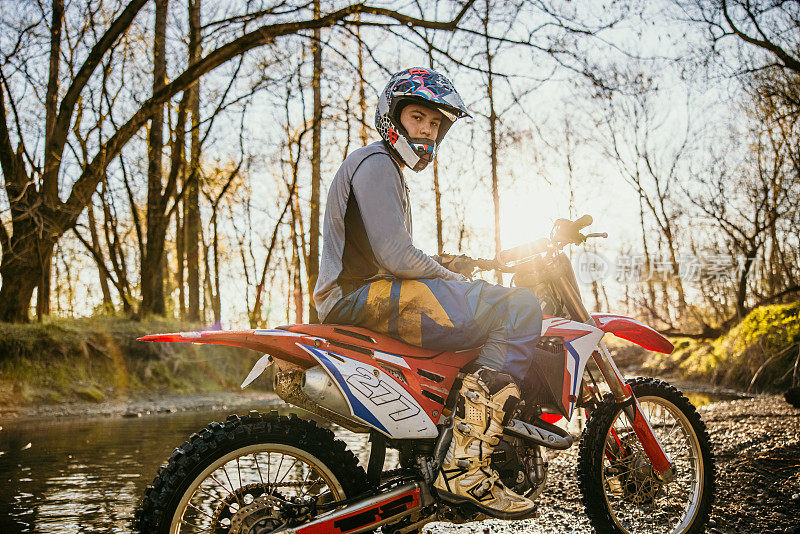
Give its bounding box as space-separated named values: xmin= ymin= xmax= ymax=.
xmin=324 ymin=278 xmax=542 ymax=383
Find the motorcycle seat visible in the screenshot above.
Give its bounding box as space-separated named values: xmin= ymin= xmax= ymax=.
xmin=279 ymin=323 xmax=480 ymax=366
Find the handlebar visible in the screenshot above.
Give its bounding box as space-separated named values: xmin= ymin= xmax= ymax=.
xmin=496 ymin=238 xmax=549 ymax=264
xmin=464 ymin=215 xmax=605 ymax=273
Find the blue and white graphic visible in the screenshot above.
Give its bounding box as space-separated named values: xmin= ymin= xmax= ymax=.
xmin=541 ymin=318 xmax=604 ymax=420
xmin=297 ymin=344 xmax=438 ymax=438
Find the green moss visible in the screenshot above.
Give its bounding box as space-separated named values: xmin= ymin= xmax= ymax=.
xmin=645 ymin=302 xmax=800 ymax=391
xmin=0 ymin=317 xmax=268 ymax=410
xmin=75 ymin=386 xmax=105 ymax=403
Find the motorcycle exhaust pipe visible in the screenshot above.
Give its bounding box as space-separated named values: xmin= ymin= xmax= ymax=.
xmin=277 ymin=481 xmax=428 ymax=534
xmin=273 ymin=367 xmax=370 ymax=434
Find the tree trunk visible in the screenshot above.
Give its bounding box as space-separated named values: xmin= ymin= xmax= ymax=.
xmin=484 ymin=0 xmax=501 ymax=283
xmin=0 ymin=234 xmax=52 ymax=322
xmin=36 ymin=0 xmax=65 ymax=320
xmin=36 ymin=256 xmax=52 ymax=320
xmin=357 ymin=19 xmax=369 ymax=146
xmin=141 ymin=0 xmax=169 ymax=316
xmin=176 ymin=196 xmax=185 ymax=319
xmin=186 ymin=0 xmax=202 ymax=321
xmin=212 ymin=214 xmax=221 ymax=325
xmin=87 ymin=202 xmax=113 ymax=309
xmin=307 ymin=0 xmax=322 ymax=323
xmin=433 ymin=160 xmax=444 ymax=254
xmin=639 ymin=193 xmax=657 ymax=322
xmin=428 ymin=46 xmax=444 ymax=254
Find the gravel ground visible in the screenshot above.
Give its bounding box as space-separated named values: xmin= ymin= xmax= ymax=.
xmin=425 ymin=395 xmax=800 ymax=534
xmin=3 ymin=389 xmax=798 ymax=533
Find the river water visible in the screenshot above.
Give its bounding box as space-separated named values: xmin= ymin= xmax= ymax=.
xmin=0 ymin=391 xmax=740 ymax=533
xmin=0 ymin=405 xmax=386 ymax=533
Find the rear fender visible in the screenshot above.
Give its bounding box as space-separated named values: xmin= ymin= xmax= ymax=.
xmin=137 ymin=329 xmax=325 ymax=370
xmin=590 ymin=314 xmax=674 ymax=354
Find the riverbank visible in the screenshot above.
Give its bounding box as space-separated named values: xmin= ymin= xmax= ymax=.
xmin=642 ymin=302 xmax=800 ymax=393
xmin=0 ymin=317 xmax=270 ymax=417
xmin=0 ymin=390 xmax=282 ymax=420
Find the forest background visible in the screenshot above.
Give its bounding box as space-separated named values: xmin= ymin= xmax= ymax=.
xmin=0 ymin=0 xmax=798 ymax=403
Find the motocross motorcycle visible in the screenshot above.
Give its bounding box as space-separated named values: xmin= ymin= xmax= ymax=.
xmin=135 ymin=215 xmax=715 ymax=534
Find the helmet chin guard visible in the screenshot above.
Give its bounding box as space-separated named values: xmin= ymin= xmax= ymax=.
xmin=375 ymin=67 xmax=470 ymax=171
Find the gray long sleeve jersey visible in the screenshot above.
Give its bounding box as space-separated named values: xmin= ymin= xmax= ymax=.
xmin=313 ymin=141 xmax=464 ymax=321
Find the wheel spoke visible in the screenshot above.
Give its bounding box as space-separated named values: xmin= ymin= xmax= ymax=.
xmin=187 ymin=500 xmax=215 ymax=520
xmin=210 ymin=474 xmax=235 ymax=497
xmin=221 ymin=464 xmax=243 ymax=506
xmin=254 ymin=453 xmax=266 ymax=489
xmin=179 ymin=516 xmax=213 ymax=532
xmin=589 ymin=386 xmax=711 ymax=534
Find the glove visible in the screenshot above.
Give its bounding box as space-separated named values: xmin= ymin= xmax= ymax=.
xmin=437 ymin=253 xmax=475 ymax=278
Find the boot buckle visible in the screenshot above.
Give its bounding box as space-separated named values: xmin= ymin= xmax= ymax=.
xmin=465 ymin=389 xmax=481 ymax=402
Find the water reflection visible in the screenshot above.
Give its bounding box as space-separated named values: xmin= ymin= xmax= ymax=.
xmin=0 ymin=406 xmax=382 ymax=534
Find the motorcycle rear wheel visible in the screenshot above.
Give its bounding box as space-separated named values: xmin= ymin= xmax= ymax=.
xmin=134 ymin=411 xmax=369 ymax=533
xmin=577 ymin=378 xmax=715 ymax=534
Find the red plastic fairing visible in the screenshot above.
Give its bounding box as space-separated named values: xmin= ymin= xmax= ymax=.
xmin=137 ymin=330 xmax=325 ymax=368
xmin=590 ymin=314 xmax=674 ymax=354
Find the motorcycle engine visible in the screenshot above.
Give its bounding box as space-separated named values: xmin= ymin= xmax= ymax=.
xmin=491 ymin=437 xmax=547 ymax=497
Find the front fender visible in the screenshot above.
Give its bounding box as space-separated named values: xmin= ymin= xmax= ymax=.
xmin=590 ymin=314 xmax=674 ymax=354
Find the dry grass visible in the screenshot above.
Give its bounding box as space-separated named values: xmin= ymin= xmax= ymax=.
xmin=0 ymin=317 xmax=267 ymax=409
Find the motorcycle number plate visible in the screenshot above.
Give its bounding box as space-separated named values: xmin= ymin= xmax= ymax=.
xmin=298 ymin=344 xmax=438 ymax=438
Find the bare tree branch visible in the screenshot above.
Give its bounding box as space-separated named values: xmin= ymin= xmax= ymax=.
xmin=58 ymin=1 xmax=476 ymax=231
xmin=42 ymin=0 xmax=150 ymax=195
xmin=721 ymin=0 xmax=800 ymax=74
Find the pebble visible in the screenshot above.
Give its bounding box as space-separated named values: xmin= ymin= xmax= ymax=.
xmin=792 ymin=493 xmax=799 ymax=502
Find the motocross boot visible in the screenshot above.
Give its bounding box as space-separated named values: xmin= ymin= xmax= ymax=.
xmin=433 ymin=367 xmax=537 ymax=519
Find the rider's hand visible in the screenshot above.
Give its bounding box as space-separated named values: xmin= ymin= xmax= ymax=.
xmin=438 ymin=253 xmax=475 ymax=278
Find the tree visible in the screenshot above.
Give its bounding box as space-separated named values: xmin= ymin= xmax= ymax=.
xmin=141 ymin=0 xmax=170 ymax=316
xmin=0 ymin=0 xmax=475 ymax=322
xmin=684 ymin=0 xmax=800 ymax=76
xmin=185 ymin=0 xmax=203 ymax=321
xmin=308 ymin=0 xmax=322 ymax=323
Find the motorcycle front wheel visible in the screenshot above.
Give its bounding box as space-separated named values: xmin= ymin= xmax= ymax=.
xmin=577 ymin=377 xmax=715 ymax=534
xmin=134 ymin=412 xmax=369 ymax=534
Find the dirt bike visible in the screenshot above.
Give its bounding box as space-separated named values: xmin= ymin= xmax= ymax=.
xmin=134 ymin=215 xmax=715 ymax=534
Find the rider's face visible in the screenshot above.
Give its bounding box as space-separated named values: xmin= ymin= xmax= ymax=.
xmin=399 ymin=103 xmax=443 ymax=141
xmin=399 ymin=104 xmax=443 ymax=171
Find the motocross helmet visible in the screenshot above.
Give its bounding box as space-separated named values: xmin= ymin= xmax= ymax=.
xmin=375 ymin=67 xmax=471 ymax=171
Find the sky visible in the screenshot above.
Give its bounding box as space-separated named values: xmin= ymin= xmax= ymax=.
xmin=0 ymin=0 xmax=756 ymax=325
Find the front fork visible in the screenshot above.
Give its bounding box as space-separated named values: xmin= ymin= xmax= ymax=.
xmin=591 ymin=341 xmax=675 ymax=481
xmin=552 ymin=258 xmax=675 ymax=481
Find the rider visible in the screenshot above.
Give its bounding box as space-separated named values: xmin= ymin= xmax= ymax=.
xmin=313 ymin=67 xmax=542 ymax=519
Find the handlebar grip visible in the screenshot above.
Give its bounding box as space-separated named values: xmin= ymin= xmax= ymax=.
xmin=497 ymin=237 xmax=549 ymax=264
xmin=574 ymin=214 xmax=593 ymax=230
